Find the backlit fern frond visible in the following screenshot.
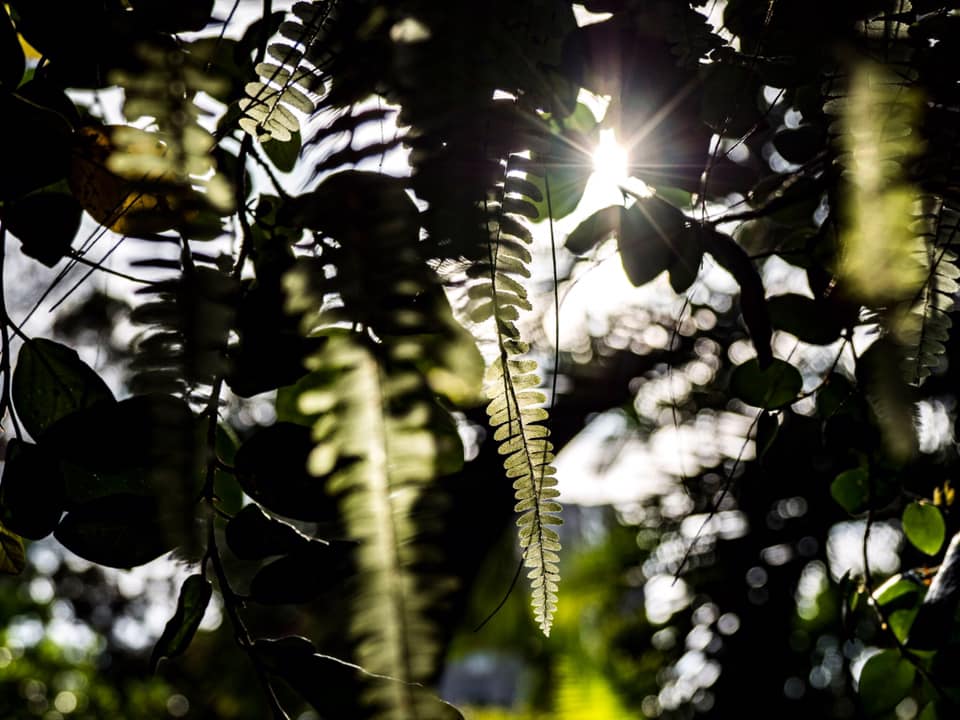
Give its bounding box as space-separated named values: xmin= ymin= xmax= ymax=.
xmin=239 ymin=0 xmax=332 ymax=143
xmin=825 ymin=62 xmax=927 ymax=307
xmin=109 ymin=42 xmax=234 ymax=220
xmin=295 ymin=332 xmax=462 ymax=720
xmin=900 ymin=197 xmax=960 ymax=385
xmin=468 ymin=159 xmax=562 ymax=637
xmin=283 ymin=170 xmax=485 ymax=405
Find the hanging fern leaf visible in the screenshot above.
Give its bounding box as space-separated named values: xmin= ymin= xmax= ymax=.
xmin=295 ymin=333 xmax=462 ymax=719
xmin=467 ymin=152 xmax=563 ymax=636
xmin=129 ymin=259 xmax=239 ymax=402
xmin=109 ymin=42 xmax=235 ymax=222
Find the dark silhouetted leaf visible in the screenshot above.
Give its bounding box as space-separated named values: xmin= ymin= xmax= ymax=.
xmin=235 ymin=422 xmax=339 ymax=522
xmin=42 ymin=394 xmax=196 ymax=478
xmin=226 ymin=503 xmax=321 ymax=560
xmin=667 ymin=228 xmax=704 ymax=293
xmin=617 ymin=200 xmax=687 ymax=287
xmin=730 ymin=358 xmax=801 ymax=409
xmin=4 ymin=191 xmax=82 ymax=266
xmin=129 ymin=0 xmax=214 ymax=32
xmin=0 ymin=94 xmax=72 ymax=200
xmin=903 ymin=502 xmax=945 ymax=556
xmin=773 ymin=125 xmax=824 ymax=165
xmin=0 ymin=439 xmax=65 ymax=539
xmin=564 ymin=205 xmax=621 ymax=255
xmin=756 ymin=411 xmax=779 ymax=458
xmin=248 ymin=545 xmax=347 ymax=605
xmin=767 ymin=294 xmax=847 ymax=345
xmin=151 ymin=574 xmax=212 ymax=671
xmin=54 ymin=494 xmax=176 ymax=568
xmin=857 ymin=649 xmax=915 ymax=716
xmin=262 ymin=128 xmax=301 ymax=173
xmin=704 ymin=230 xmax=773 ymax=367
xmin=700 ymin=62 xmax=765 ymax=137
xmin=12 ymin=338 xmax=114 ymax=439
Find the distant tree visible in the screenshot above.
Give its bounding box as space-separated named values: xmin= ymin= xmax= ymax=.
xmin=1 ymin=1 xmax=960 ymax=718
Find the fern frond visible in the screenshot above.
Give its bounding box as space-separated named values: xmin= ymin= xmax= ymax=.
xmin=239 ymin=0 xmax=332 ymax=143
xmin=484 ymin=353 xmax=562 ymax=636
xmin=901 ymin=196 xmax=959 ymax=385
xmin=129 ymin=260 xmax=239 ymax=402
xmin=109 ymin=42 xmax=234 ymax=219
xmin=296 ymin=333 xmax=460 ymax=719
xmin=467 ymin=153 xmax=562 ymax=636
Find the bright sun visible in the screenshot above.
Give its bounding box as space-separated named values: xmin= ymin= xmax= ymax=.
xmin=591 ymin=128 xmax=629 ymax=184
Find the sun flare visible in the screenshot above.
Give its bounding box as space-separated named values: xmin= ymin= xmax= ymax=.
xmin=592 ymin=128 xmax=629 ymax=184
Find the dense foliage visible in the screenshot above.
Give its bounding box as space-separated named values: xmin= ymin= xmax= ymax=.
xmin=2 ymin=0 xmax=960 ymax=718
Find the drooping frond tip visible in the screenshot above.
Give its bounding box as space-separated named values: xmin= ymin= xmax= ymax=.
xmin=485 ymin=353 xmax=562 ymax=635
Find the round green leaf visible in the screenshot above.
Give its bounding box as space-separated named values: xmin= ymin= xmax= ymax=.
xmin=903 ymin=501 xmax=946 ymax=556
xmin=831 ymin=468 xmax=869 ymax=515
xmin=857 ymin=649 xmax=915 ymax=716
xmin=729 ymin=358 xmax=802 ymax=409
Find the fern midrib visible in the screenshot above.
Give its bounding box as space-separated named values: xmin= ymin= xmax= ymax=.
xmin=361 ymin=348 xmax=419 ymax=719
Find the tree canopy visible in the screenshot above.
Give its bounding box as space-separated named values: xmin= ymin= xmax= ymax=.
xmin=1 ymin=0 xmax=960 ymax=718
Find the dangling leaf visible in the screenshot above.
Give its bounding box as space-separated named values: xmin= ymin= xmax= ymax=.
xmin=151 ymin=574 xmax=212 ymax=671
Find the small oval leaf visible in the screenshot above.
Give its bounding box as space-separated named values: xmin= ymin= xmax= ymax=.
xmin=151 ymin=574 xmax=212 ymax=671
xmin=902 ymin=501 xmax=945 ymax=556
xmin=831 ymin=468 xmax=869 ymax=515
